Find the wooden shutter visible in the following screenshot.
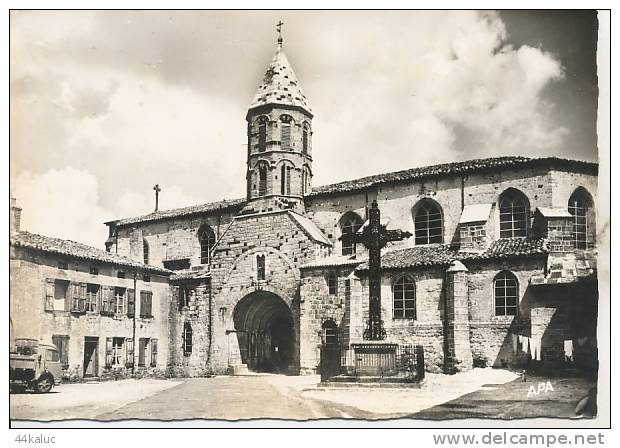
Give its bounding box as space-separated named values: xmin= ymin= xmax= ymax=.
xmin=125 ymin=338 xmax=134 ymax=368
xmin=45 ymin=279 xmax=55 ymax=311
xmin=151 ymin=339 xmax=158 ymax=367
xmin=127 ymin=289 xmax=135 ymax=317
xmin=65 ymin=282 xmax=73 ymax=311
xmin=141 ymin=291 xmax=152 ymax=318
xmin=105 ymin=337 xmax=113 ymax=368
xmin=138 ymin=338 xmax=146 ymax=366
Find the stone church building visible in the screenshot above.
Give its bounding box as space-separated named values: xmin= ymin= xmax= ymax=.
xmin=103 ymin=39 xmax=598 ymax=377
xmin=11 ymin=37 xmax=599 ymax=379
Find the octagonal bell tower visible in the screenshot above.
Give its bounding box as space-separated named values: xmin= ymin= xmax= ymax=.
xmin=244 ymin=27 xmax=313 ymax=214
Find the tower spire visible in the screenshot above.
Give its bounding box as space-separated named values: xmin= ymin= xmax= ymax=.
xmin=276 ymin=20 xmax=284 ymax=50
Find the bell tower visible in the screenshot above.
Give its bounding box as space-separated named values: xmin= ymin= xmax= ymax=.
xmin=244 ymin=23 xmax=313 ymax=214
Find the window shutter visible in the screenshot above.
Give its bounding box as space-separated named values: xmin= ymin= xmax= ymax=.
xmin=105 ymin=337 xmax=113 ymax=369
xmin=126 ymin=338 xmax=134 ymax=368
xmin=141 ymin=291 xmax=153 ymax=318
xmin=45 ymin=279 xmax=55 ymax=311
xmin=151 ymin=338 xmax=158 ymax=367
xmin=127 ymin=289 xmax=135 ymax=317
xmin=65 ymin=282 xmax=73 ymax=311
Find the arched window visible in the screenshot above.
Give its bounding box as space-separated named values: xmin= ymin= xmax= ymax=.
xmin=143 ymin=239 xmax=149 ymax=265
xmin=256 ymin=254 xmax=266 ymax=281
xmin=494 ymin=271 xmax=518 ymax=316
xmin=280 ymin=114 xmax=292 ymax=151
xmin=322 ymin=320 xmax=338 ymax=345
xmin=499 ymin=189 xmax=529 ymax=238
xmin=340 ymin=213 xmax=363 ymax=256
xmin=183 ymin=322 xmax=193 ymax=356
xmin=280 ymin=164 xmax=291 ymax=195
xmin=301 ymin=166 xmax=311 ymax=195
xmin=568 ymin=188 xmax=595 ymax=249
xmin=393 ymin=276 xmax=416 ymax=319
xmin=258 ymin=163 xmax=268 ymax=196
xmin=413 ymin=200 xmax=443 ymax=245
xmin=302 ymin=122 xmax=310 ymax=154
xmin=326 ymin=272 xmax=338 ymax=295
xmin=198 ymin=225 xmax=215 ymax=265
xmin=257 ymin=116 xmax=268 ymax=152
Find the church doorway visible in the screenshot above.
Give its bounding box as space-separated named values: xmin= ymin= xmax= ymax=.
xmin=233 ymin=291 xmax=295 ymax=373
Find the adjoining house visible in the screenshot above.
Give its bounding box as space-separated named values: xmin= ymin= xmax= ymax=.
xmin=9 ymin=199 xmax=172 ymax=379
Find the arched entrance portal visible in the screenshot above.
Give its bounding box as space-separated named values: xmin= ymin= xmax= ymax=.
xmin=233 ymin=291 xmax=295 ymax=373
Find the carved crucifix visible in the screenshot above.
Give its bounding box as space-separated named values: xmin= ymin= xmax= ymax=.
xmin=350 ymin=200 xmax=412 ymax=340
xmin=153 ymin=184 xmax=161 ymax=212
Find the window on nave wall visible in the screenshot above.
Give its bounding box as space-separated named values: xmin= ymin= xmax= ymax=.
xmin=393 ymin=275 xmax=416 ymax=319
xmin=340 ymin=213 xmax=363 ymax=256
xmin=568 ymin=187 xmax=596 ymax=249
xmin=499 ymin=189 xmax=529 ymax=238
xmin=143 ymin=239 xmax=149 ymax=265
xmin=494 ymin=271 xmax=518 ymax=316
xmin=198 ymin=225 xmax=215 ymax=265
xmin=413 ymin=199 xmax=443 ymax=245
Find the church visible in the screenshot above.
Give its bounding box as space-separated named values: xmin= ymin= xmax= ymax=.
xmin=10 ymin=32 xmax=599 ymax=379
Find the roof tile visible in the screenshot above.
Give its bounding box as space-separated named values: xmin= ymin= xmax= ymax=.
xmin=11 ymin=231 xmax=171 ymax=274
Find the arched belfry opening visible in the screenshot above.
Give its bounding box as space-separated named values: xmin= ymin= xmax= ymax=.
xmin=232 ymin=291 xmax=295 ymax=373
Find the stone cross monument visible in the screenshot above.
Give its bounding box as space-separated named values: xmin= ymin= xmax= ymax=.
xmin=350 ymin=200 xmax=412 ymax=340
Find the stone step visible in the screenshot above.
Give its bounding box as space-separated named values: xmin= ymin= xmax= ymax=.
xmin=318 ymin=380 xmax=425 ymax=389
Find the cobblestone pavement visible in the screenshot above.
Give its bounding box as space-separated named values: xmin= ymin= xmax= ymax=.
xmin=95 ymin=375 xmax=371 ymax=421
xmin=10 ymin=370 xmax=595 ymax=423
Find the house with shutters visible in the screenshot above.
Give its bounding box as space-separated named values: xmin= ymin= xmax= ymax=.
xmin=9 ymin=199 xmax=172 ymax=379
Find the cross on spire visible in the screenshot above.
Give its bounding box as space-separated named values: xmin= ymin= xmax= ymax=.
xmin=276 ymin=20 xmax=284 ymax=50
xmin=153 ymin=184 xmax=161 ymax=212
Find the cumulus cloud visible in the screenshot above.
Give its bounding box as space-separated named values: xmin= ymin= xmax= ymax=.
xmin=11 ymin=168 xmax=110 ymax=248
xmin=9 ymin=11 xmax=596 ymax=246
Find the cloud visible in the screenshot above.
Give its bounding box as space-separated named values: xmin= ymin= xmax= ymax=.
xmin=9 ymin=11 xmax=593 ymax=245
xmin=11 ymin=168 xmax=109 ymax=248
xmin=11 ymin=167 xmax=204 ymax=247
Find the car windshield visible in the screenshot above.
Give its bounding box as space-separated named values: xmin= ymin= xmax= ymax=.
xmin=47 ymin=349 xmax=60 ymax=362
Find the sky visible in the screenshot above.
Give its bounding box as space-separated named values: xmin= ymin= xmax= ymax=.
xmin=9 ymin=10 xmax=600 ymax=248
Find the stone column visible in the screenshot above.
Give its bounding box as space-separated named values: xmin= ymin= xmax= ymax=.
xmin=444 ymin=260 xmax=473 ymax=373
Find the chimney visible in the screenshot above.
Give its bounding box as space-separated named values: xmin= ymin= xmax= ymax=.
xmin=10 ymin=197 xmax=22 ymax=234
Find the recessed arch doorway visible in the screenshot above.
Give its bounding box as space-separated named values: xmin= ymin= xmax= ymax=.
xmin=233 ymin=291 xmax=295 ymax=373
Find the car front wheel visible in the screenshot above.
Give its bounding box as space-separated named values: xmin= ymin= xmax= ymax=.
xmin=35 ymin=376 xmax=53 ymax=393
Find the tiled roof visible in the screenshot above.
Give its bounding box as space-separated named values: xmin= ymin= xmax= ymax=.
xmin=530 ymin=250 xmax=597 ymax=285
xmin=355 ymin=238 xmax=549 ymax=271
xmin=169 ymin=268 xmax=211 ymax=282
xmin=249 ymin=49 xmax=312 ymax=114
xmin=300 ymin=254 xmax=367 ymax=269
xmin=308 ymin=157 xmax=597 ymax=197
xmin=106 ymin=156 xmax=597 ymax=228
xmin=10 ymin=231 xmax=171 ymax=274
xmin=106 ymin=198 xmax=245 ymax=227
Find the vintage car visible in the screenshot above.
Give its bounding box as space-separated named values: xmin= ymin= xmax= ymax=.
xmin=10 ymin=338 xmax=62 ymax=393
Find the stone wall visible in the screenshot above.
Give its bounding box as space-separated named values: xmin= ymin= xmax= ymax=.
xmin=10 ymin=247 xmax=171 ymax=379
xmin=112 ymin=208 xmax=239 ymax=268
xmin=207 ymin=210 xmax=329 ymax=374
